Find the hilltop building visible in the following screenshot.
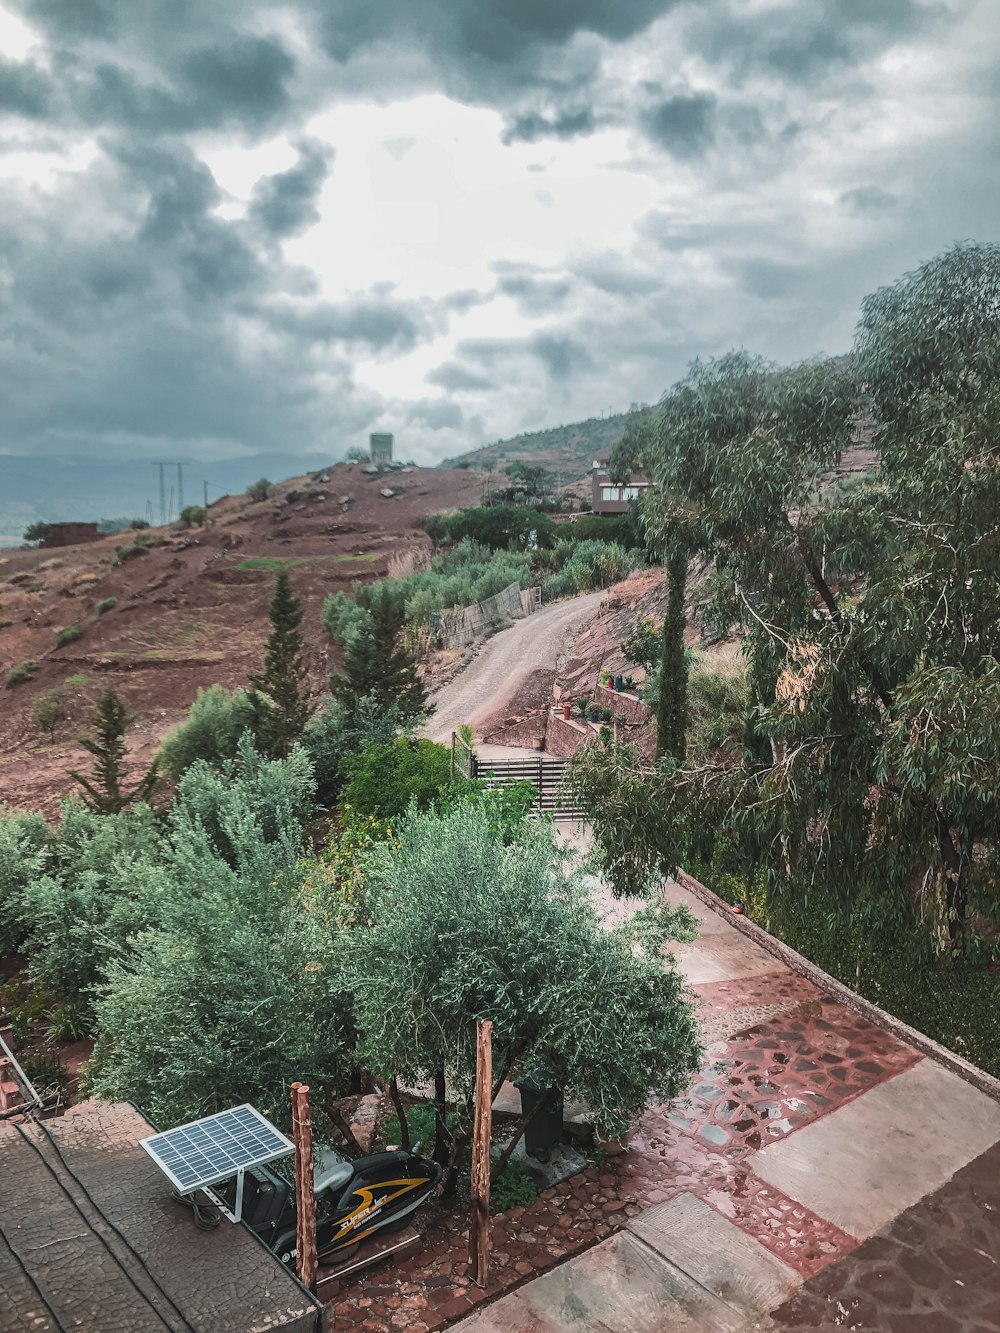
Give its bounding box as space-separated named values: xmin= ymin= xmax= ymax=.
xmin=591 ymin=460 xmax=651 ymax=514
xmin=40 ymin=522 xmax=101 ymax=548
xmin=369 ymin=432 xmax=394 ymax=464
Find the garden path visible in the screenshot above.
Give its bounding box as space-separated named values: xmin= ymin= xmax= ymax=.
xmin=450 ymin=868 xmax=1000 ymax=1333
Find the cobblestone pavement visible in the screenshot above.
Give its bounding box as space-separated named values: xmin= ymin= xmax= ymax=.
xmin=772 ymin=1137 xmax=1000 ymax=1331
xmin=328 ymin=871 xmax=1000 ymax=1331
xmin=329 ymin=971 xmax=927 ymax=1328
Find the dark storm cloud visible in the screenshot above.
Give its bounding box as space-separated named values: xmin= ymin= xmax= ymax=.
xmin=0 ymin=57 xmax=51 ymax=118
xmin=458 ymin=332 xmax=593 ymax=382
xmin=684 ymin=0 xmax=941 ymax=84
xmin=642 ymin=93 xmax=717 ymax=158
xmin=317 ymin=0 xmax=670 ymax=71
xmin=267 ymin=294 xmax=430 ymax=353
xmin=501 ymin=106 xmax=597 ymax=144
xmin=249 ymin=140 xmax=334 ymax=238
xmin=427 ymin=363 xmax=493 ymax=393
xmin=840 ymin=185 xmax=900 ymax=216
xmin=407 ymin=399 xmax=464 ymax=431
xmin=494 ymin=262 xmax=573 ymax=314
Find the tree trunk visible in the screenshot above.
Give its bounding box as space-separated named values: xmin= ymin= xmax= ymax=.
xmin=387 ymin=1077 xmax=410 ymax=1152
xmin=657 ymin=547 xmax=688 ymax=761
xmin=433 ymin=1070 xmax=449 ymax=1167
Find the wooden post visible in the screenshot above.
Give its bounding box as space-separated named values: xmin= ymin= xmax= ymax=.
xmin=291 ymin=1082 xmax=318 ymax=1293
xmin=469 ymin=1019 xmax=493 ymax=1287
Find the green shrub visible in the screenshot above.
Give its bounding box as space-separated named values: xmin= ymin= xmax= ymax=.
xmin=491 ymin=1157 xmax=538 ymax=1211
xmin=158 ymin=685 xmax=256 ymax=779
xmin=556 ymin=513 xmax=643 ymax=548
xmin=246 ymin=477 xmax=273 ymax=501
xmin=5 ymin=661 xmax=37 ymax=688
xmin=95 ymin=597 xmax=117 ymax=614
xmin=341 ymin=737 xmax=452 ymax=820
xmin=180 ymin=505 xmax=207 ymax=527
xmin=33 ymin=691 xmax=68 ymax=738
xmin=380 ymin=1102 xmax=440 ymax=1152
xmin=425 ymin=505 xmax=556 ymax=551
xmin=300 ymin=695 xmax=407 ymax=807
xmin=116 ymin=540 xmax=149 ymax=561
xmin=56 ymin=624 xmax=83 ymax=647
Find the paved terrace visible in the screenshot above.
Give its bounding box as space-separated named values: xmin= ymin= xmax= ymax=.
xmin=331 ymin=860 xmax=1000 ymax=1332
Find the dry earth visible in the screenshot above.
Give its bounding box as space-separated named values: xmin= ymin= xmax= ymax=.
xmin=0 ymin=462 xmax=484 ymax=814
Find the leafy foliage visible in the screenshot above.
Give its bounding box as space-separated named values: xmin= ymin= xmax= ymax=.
xmin=5 ymin=660 xmax=37 ymax=688
xmin=348 ymin=800 xmax=702 ymax=1142
xmin=158 ymin=684 xmax=256 ymax=779
xmin=95 ymin=597 xmax=117 ymax=614
xmin=33 ymin=690 xmax=69 ymax=738
xmin=425 ymin=505 xmax=556 ymax=551
xmin=340 ymin=737 xmax=452 ymax=820
xmin=246 ymin=477 xmax=273 ymax=501
xmin=56 ymin=623 xmax=83 ymax=647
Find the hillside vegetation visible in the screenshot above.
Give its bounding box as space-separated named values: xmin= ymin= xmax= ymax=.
xmin=441 ymin=412 xmax=630 ymax=480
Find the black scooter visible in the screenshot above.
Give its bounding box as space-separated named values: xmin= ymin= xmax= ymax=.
xmin=182 ymin=1145 xmax=442 ymax=1269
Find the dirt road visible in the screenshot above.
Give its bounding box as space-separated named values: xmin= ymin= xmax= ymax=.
xmin=422 ymin=591 xmax=604 ymax=744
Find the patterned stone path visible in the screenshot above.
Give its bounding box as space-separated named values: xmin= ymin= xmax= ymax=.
xmin=331 ymin=961 xmax=928 ymax=1327
xmin=772 ymin=1137 xmax=1000 ymax=1331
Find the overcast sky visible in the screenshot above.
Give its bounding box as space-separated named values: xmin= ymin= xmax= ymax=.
xmin=1 ymin=0 xmax=998 ymax=467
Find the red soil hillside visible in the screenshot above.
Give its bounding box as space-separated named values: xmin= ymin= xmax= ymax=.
xmin=0 ymin=463 xmax=483 ymax=815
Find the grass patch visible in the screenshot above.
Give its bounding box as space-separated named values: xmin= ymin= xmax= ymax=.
xmin=66 ymin=673 xmax=90 ymax=686
xmin=235 ymin=557 xmax=308 ymax=572
xmin=235 ymin=553 xmax=381 ymax=573
xmin=5 ymin=660 xmax=37 ymax=688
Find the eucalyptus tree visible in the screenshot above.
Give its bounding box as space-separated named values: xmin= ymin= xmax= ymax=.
xmin=583 ymin=243 xmax=1000 ymax=958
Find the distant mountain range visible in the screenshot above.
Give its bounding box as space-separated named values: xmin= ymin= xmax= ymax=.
xmin=441 ymin=413 xmax=629 ymax=480
xmin=0 ymin=452 xmax=334 ymax=545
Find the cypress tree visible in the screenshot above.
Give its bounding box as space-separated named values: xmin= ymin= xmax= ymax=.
xmin=330 ymin=582 xmax=430 ymax=724
xmin=656 ymin=546 xmax=688 ymax=762
xmin=68 ymin=688 xmax=159 ymax=813
xmin=249 ymin=570 xmax=315 ymax=759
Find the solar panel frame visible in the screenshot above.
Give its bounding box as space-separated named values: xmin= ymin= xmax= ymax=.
xmin=140 ymin=1104 xmax=294 ymax=1194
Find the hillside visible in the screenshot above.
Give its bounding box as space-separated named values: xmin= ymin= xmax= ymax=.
xmin=0 ymin=451 xmax=337 ymax=546
xmin=0 ymin=462 xmax=483 ymax=814
xmin=441 ymin=412 xmax=630 ymax=480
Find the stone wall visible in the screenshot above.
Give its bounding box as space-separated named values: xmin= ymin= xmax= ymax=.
xmin=545 ymin=712 xmax=593 ymax=758
xmin=594 ymin=682 xmax=652 ymax=727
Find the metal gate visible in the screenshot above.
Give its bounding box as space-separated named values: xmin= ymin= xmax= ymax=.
xmin=470 ymin=754 xmax=581 ymax=819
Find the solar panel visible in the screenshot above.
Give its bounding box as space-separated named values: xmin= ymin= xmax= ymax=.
xmin=140 ymin=1104 xmax=293 ymax=1194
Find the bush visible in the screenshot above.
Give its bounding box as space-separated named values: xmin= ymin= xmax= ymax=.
xmin=23 ymin=521 xmax=50 ymax=545
xmin=5 ymin=661 xmax=37 ymax=688
xmin=180 ymin=505 xmax=206 ymax=527
xmin=130 ymin=519 xmax=150 ymax=530
xmin=425 ymin=505 xmax=556 ymax=551
xmin=491 ymin=1157 xmax=538 ymax=1211
xmin=556 ymin=513 xmax=643 ymax=548
xmin=246 ymin=477 xmax=273 ymax=502
xmin=158 ymin=685 xmax=256 ymax=779
xmin=341 ymin=737 xmax=452 ymax=820
xmin=115 ymin=540 xmax=149 ymax=562
xmin=33 ymin=691 xmax=68 ymax=738
xmin=56 ymin=624 xmax=83 ymax=647
xmin=300 ymin=695 xmax=408 ymax=807
xmin=95 ymin=597 xmax=117 ymax=614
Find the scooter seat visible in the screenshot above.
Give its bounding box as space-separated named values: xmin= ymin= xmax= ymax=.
xmin=313 ymin=1147 xmax=354 ymax=1194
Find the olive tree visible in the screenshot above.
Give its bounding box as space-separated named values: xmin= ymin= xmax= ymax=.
xmin=348 ymin=799 xmax=701 ymax=1190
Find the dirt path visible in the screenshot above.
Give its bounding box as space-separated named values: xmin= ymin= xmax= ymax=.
xmin=421 ymin=591 xmax=604 ymax=744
